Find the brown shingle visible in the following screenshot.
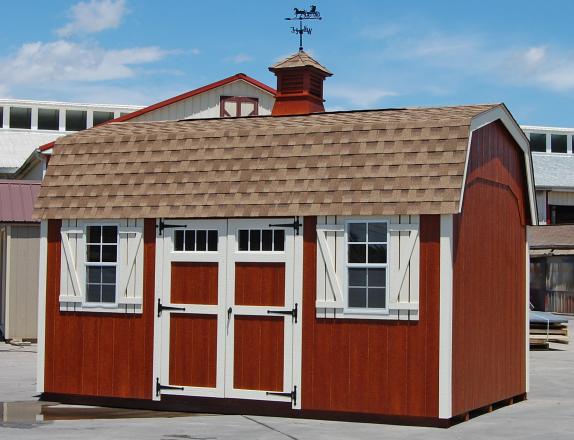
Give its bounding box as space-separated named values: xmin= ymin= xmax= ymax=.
xmin=35 ymin=104 xmax=501 ymax=219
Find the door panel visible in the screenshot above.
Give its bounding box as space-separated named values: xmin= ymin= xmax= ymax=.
xmin=233 ymin=315 xmax=284 ymax=391
xmin=169 ymin=314 xmax=217 ymax=388
xmin=235 ymin=262 xmax=285 ymax=307
xmin=170 ymin=262 xmax=218 ymax=305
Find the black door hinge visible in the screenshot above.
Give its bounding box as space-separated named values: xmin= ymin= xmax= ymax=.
xmin=266 ymin=385 xmax=297 ymax=406
xmin=268 ymin=217 xmax=302 ymax=235
xmin=157 ymin=298 xmax=185 ymax=317
xmin=157 ymin=219 xmax=186 ymax=236
xmin=267 ymin=303 xmax=298 ymax=323
xmin=156 ymin=377 xmax=184 ymax=397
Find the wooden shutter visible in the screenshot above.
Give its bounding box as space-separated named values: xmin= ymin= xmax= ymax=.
xmin=59 ymin=220 xmax=85 ymax=311
xmin=316 ymin=218 xmax=344 ymax=316
xmin=117 ymin=220 xmax=144 ymax=312
xmin=388 ymin=220 xmax=420 ymax=320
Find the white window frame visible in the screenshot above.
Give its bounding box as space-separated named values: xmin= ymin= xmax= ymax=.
xmin=83 ymin=222 xmax=120 ymax=309
xmin=172 ymin=228 xmax=220 ymax=253
xmin=236 ymin=228 xmax=286 ymax=253
xmin=343 ymin=218 xmax=390 ymax=316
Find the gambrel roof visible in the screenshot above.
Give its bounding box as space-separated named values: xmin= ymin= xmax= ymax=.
xmin=34 ymin=103 xmax=536 ymax=220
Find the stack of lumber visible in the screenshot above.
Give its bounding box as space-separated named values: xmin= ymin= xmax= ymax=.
xmin=529 ymin=311 xmax=570 ymax=349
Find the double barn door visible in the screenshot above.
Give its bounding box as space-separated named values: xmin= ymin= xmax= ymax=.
xmin=155 ymin=219 xmax=300 ymax=407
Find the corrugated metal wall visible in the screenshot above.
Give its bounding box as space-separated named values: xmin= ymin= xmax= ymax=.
xmin=6 ymin=225 xmax=40 ymax=340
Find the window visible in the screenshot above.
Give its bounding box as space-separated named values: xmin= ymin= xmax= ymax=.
xmin=10 ymin=107 xmax=31 ymax=129
xmin=529 ymin=133 xmax=547 ymax=152
xmin=238 ymin=229 xmax=285 ymax=251
xmin=93 ymin=111 xmax=115 ymax=126
xmin=85 ymin=225 xmax=118 ymax=303
xmin=38 ymin=108 xmax=60 ymax=130
xmin=0 ymin=107 xmax=3 ymax=128
xmin=174 ymin=229 xmax=218 ymax=251
xmin=220 ymin=96 xmax=259 ymax=117
xmin=346 ymin=221 xmax=388 ymax=310
xmin=66 ymin=110 xmax=87 ymax=131
xmin=551 ymin=134 xmax=567 ymax=153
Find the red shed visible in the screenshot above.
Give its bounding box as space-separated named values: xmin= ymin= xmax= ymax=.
xmin=33 ymin=52 xmax=537 ymax=426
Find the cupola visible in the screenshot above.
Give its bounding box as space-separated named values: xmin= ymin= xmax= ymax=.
xmin=269 ymin=50 xmax=332 ymax=116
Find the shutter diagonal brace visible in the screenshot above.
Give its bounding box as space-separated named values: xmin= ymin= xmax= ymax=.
xmin=389 ymin=224 xmax=419 ymax=310
xmin=118 ymin=229 xmax=143 ymax=302
xmin=316 ymin=226 xmax=344 ymax=308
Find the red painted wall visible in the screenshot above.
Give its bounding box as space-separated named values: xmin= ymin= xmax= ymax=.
xmin=452 ymin=120 xmax=528 ymax=415
xmin=44 ymin=219 xmax=156 ymax=399
xmin=301 ymin=215 xmax=441 ymax=417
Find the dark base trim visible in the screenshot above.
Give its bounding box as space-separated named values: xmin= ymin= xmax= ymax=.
xmin=40 ymin=392 xmax=527 ymax=429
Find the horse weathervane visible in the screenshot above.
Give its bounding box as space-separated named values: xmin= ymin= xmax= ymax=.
xmin=285 ymin=5 xmax=322 ymax=51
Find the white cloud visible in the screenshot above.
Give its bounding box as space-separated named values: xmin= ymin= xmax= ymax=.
xmin=226 ymin=53 xmax=253 ymax=64
xmin=0 ymin=40 xmax=169 ymax=91
xmin=57 ymin=0 xmax=127 ymax=37
xmin=328 ymin=85 xmax=397 ymax=108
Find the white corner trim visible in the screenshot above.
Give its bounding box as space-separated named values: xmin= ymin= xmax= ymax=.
xmin=439 ymin=214 xmax=453 ymax=419
xmin=36 ymin=220 xmax=48 ymax=394
xmin=461 ymin=105 xmax=538 ymax=226
xmin=4 ymin=226 xmax=11 ymax=338
xmin=525 ymin=239 xmax=530 ymax=394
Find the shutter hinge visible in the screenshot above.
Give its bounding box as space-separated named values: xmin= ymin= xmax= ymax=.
xmin=157 ymin=219 xmax=186 ymax=236
xmin=267 ymin=303 xmax=298 ymax=323
xmin=156 ymin=377 xmax=184 ymax=397
xmin=266 ymin=385 xmax=297 ymax=406
xmin=268 ymin=216 xmax=302 ymax=235
xmin=157 ymin=298 xmax=185 ymax=317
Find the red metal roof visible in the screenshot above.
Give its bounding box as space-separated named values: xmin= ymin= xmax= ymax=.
xmin=39 ymin=73 xmax=276 ymax=152
xmin=0 ymin=180 xmax=41 ymax=222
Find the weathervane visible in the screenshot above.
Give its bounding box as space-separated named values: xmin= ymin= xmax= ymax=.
xmin=285 ymin=5 xmax=322 ymax=51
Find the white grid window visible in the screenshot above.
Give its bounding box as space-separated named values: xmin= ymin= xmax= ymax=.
xmin=346 ymin=221 xmax=388 ymax=309
xmin=238 ymin=229 xmax=285 ymax=252
xmin=174 ymin=229 xmax=218 ymax=252
xmin=85 ymin=225 xmax=118 ymax=304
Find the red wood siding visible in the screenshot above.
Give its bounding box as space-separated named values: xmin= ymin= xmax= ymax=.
xmin=235 ymin=263 xmax=285 ymax=307
xmin=301 ymin=215 xmax=440 ymax=417
xmin=44 ymin=218 xmax=155 ymax=399
xmin=452 ymin=120 xmax=527 ymax=416
xmin=171 ymin=262 xmax=218 ymax=305
xmin=169 ymin=314 xmax=217 ymax=388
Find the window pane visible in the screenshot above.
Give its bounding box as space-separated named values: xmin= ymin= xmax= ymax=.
xmin=196 ymin=230 xmax=207 ymax=251
xmin=174 ymin=230 xmax=184 ymax=251
xmin=0 ymin=107 xmax=3 ymax=128
xmin=38 ymin=108 xmax=59 ymax=130
xmin=348 ymin=288 xmax=367 ymax=308
xmin=87 ymin=266 xmax=101 ymax=283
xmin=250 ymin=230 xmax=261 ymax=251
xmin=368 ymin=268 xmax=386 ymax=288
xmin=348 ymin=268 xmax=367 ymax=286
xmin=274 ymin=230 xmax=285 ymax=251
xmin=208 ymin=230 xmax=218 ymax=251
xmin=93 ymin=111 xmax=115 ymax=126
xmin=101 ymin=267 xmax=116 ymax=284
xmin=368 ymin=288 xmax=386 ymax=308
xmin=102 ymin=245 xmax=117 ymax=262
xmin=101 ymin=285 xmax=115 ymax=303
xmin=66 ymin=110 xmax=87 ymax=131
xmin=348 ymin=223 xmax=366 ymax=242
xmin=529 ymin=133 xmax=546 ymax=152
xmin=348 ymin=244 xmax=366 ymax=263
xmin=86 ymin=284 xmax=101 ymax=302
xmin=102 ymin=226 xmax=117 ymax=243
xmin=239 ymin=229 xmax=249 ymax=251
xmin=9 ymin=107 xmax=31 ymax=129
xmin=185 ymin=230 xmax=195 ymax=251
xmin=551 ymin=134 xmax=567 ymax=153
xmin=87 ymin=245 xmax=101 ymax=262
xmin=368 ymin=223 xmax=387 ymax=242
xmin=87 ymin=226 xmax=101 ymax=244
xmin=368 ymin=244 xmax=387 ymax=263
xmin=262 ymin=230 xmax=273 ymax=251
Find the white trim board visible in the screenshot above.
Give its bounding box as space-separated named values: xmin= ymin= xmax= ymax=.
xmin=36 ymin=220 xmax=48 ymax=393
xmin=438 ymin=214 xmax=453 ymax=420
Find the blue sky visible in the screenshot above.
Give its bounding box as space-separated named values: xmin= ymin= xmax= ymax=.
xmin=1 ymin=0 xmax=574 ymax=126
